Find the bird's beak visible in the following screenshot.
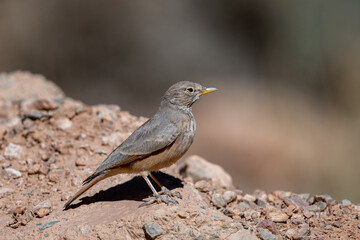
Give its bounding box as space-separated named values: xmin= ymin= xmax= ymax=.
xmin=200 ymin=87 xmax=217 ymax=96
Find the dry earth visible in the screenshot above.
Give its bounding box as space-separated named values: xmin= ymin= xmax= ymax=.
xmin=0 ymin=72 xmax=359 ymax=239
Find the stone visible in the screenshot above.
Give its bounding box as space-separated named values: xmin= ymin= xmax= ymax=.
xmin=36 ymin=208 xmax=50 ymax=218
xmin=34 ymin=99 xmax=58 ymax=111
xmin=325 ymin=224 xmax=332 ymax=230
xmin=285 ymin=229 xmax=296 ymax=239
xmin=33 ymin=200 xmax=52 ymax=218
xmin=315 ymin=201 xmax=327 ymax=211
xmin=303 ymin=209 xmax=313 ymax=218
xmin=14 ymin=206 xmax=26 ymax=215
xmin=291 ymin=214 xmax=304 ymax=224
xmin=283 ymin=195 xmax=309 ymax=209
xmin=194 ymin=180 xmax=213 ymax=192
xmin=243 ymin=194 xmax=256 ymax=202
xmin=257 ymin=219 xmax=277 ymax=234
xmin=268 ymin=212 xmax=288 ymax=223
xmin=95 ymin=105 xmax=118 ymax=122
xmin=48 ymin=168 xmax=65 ymax=183
xmin=253 ymin=190 xmax=267 ymax=201
xmin=333 ymin=221 xmax=342 ymax=228
xmin=286 ymin=227 xmax=309 ymax=240
xmin=223 ymin=191 xmax=237 ymax=204
xmin=257 ymin=228 xmax=275 ymax=240
xmin=75 ymin=156 xmax=87 ymax=166
xmin=56 ymin=117 xmax=72 ymax=130
xmin=0 ymin=187 xmax=14 ymax=195
xmin=143 ymin=222 xmax=163 ymax=240
xmin=228 ymin=229 xmax=259 ymax=240
xmin=273 ymin=190 xmax=291 ymax=199
xmin=341 ymin=199 xmax=352 ymax=206
xmin=314 ymin=194 xmax=334 ymax=204
xmin=256 ymin=198 xmax=267 ymax=208
xmin=212 ymin=193 xmax=227 ymax=208
xmin=80 ymin=225 xmax=90 ymax=235
xmin=182 ymin=155 xmax=233 ymax=188
xmin=357 ymin=224 xmax=360 ymax=229
xmin=298 ymin=193 xmax=310 ymax=201
xmin=28 ymin=164 xmax=41 ymax=174
xmin=304 ymin=204 xmax=321 ymax=212
xmin=4 ymin=168 xmax=22 ymax=178
xmin=238 ymin=202 xmax=251 ymax=212
xmin=4 ymin=143 xmax=22 ymax=160
xmin=297 ymin=227 xmax=310 ymax=239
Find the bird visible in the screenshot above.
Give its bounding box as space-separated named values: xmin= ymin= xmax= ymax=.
xmin=64 ymin=81 xmax=217 ymax=209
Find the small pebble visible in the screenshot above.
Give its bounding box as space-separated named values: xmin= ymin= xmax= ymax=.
xmin=223 ymin=191 xmax=237 ymax=204
xmin=28 ymin=163 xmax=41 ymax=174
xmin=194 ymin=180 xmax=212 ymax=193
xmin=237 ymin=202 xmax=251 ymax=212
xmin=285 ymin=229 xmax=296 ymax=239
xmin=75 ymin=156 xmax=88 ymax=166
xmin=243 ymin=194 xmax=256 ymax=202
xmin=325 ymin=224 xmax=332 ymax=230
xmin=257 ymin=219 xmax=277 ymax=235
xmin=4 ymin=143 xmax=22 ymax=160
xmin=256 ymin=198 xmax=267 ymax=208
xmin=14 ymin=206 xmax=26 ymax=215
xmin=211 ymin=193 xmax=227 ymax=208
xmin=4 ymin=168 xmax=22 ymax=178
xmin=333 ymin=221 xmax=342 ymax=228
xmin=257 ymin=228 xmax=275 ymax=240
xmin=268 ymin=212 xmax=288 ymax=223
xmin=33 ymin=199 xmax=52 ymax=218
xmin=95 ymin=149 xmax=108 ymax=155
xmin=341 ymin=199 xmax=352 ymax=206
xmin=39 ymin=221 xmax=60 ymax=230
xmin=48 ymin=169 xmax=64 ymax=183
xmin=143 ymin=222 xmax=163 ymax=240
xmin=314 ymin=194 xmax=334 ymax=204
xmin=291 ymin=214 xmax=304 ymax=225
xmin=56 ymin=117 xmax=72 ymax=130
xmin=80 ymin=225 xmax=89 ymax=234
xmin=0 ymin=187 xmax=15 ymax=195
xmin=37 ymin=208 xmax=50 ymax=218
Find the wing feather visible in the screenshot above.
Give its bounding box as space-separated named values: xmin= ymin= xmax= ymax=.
xmin=89 ymin=115 xmax=179 ymax=176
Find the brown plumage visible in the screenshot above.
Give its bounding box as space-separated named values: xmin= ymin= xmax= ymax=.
xmin=64 ymin=81 xmax=217 ymax=209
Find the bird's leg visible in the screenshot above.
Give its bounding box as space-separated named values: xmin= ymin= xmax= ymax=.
xmin=139 ymin=172 xmax=178 ymax=207
xmin=149 ymin=173 xmax=182 ymax=199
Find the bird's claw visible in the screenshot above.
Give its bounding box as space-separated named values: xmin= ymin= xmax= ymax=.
xmin=158 ymin=186 xmax=183 ymax=199
xmin=139 ymin=193 xmax=178 ymax=207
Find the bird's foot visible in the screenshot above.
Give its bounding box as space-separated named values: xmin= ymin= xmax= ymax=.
xmin=158 ymin=186 xmax=182 ymax=199
xmin=139 ymin=192 xmax=179 ymax=207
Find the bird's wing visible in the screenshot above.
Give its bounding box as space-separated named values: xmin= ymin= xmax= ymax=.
xmin=90 ymin=116 xmax=179 ymax=176
xmin=119 ymin=117 xmax=179 ymax=155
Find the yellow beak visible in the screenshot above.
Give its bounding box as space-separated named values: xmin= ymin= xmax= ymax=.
xmin=200 ymin=87 xmax=217 ymax=96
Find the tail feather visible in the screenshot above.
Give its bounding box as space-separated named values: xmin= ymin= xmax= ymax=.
xmin=64 ymin=172 xmax=108 ymax=209
xmin=83 ymin=171 xmax=101 ymax=185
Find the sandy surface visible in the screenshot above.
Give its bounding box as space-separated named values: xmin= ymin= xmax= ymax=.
xmin=0 ymin=72 xmax=359 ymax=239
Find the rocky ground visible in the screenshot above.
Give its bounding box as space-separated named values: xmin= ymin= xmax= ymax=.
xmin=0 ymin=72 xmax=359 ymax=239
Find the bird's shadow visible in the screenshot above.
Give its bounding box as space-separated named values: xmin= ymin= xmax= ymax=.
xmin=66 ymin=172 xmax=183 ymax=210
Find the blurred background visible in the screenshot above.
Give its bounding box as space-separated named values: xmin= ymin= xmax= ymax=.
xmin=1 ymin=0 xmax=360 ymax=202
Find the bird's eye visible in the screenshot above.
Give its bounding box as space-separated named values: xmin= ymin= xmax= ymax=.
xmin=186 ymin=87 xmax=194 ymax=93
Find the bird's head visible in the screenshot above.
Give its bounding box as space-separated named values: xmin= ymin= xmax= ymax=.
xmin=163 ymin=81 xmax=217 ymax=107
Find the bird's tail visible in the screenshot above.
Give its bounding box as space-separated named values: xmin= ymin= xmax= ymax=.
xmin=63 ymin=171 xmax=108 ymax=209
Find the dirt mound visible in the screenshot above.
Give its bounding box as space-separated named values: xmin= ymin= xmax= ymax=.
xmin=0 ymin=72 xmax=359 ymax=239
